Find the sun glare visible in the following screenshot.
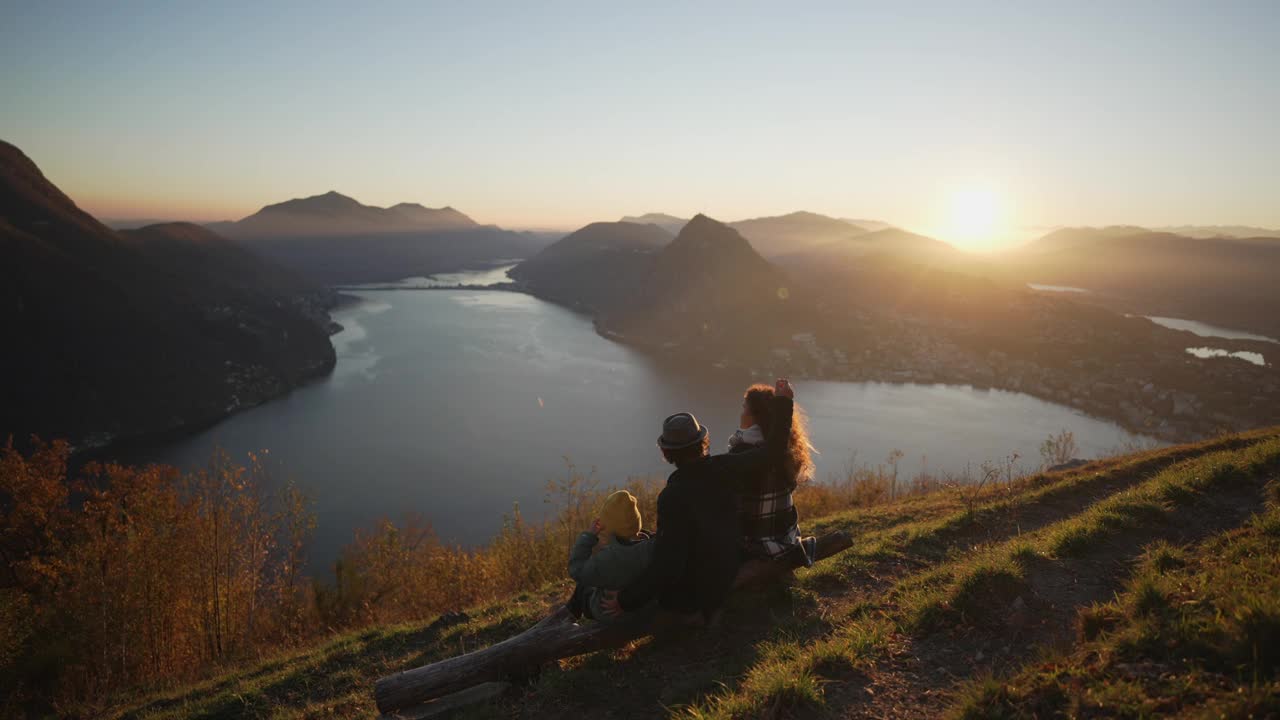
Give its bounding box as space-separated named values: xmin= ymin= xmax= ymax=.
xmin=944 ymin=187 xmax=1004 ymax=251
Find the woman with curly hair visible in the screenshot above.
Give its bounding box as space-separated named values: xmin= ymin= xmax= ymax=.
xmin=730 ymin=382 xmax=817 ymax=564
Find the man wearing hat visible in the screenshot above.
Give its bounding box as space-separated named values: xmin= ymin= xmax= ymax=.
xmin=602 ymin=378 xmax=796 ymax=622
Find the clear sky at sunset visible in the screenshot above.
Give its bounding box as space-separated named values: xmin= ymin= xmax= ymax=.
xmin=2 ymin=1 xmax=1277 ymax=248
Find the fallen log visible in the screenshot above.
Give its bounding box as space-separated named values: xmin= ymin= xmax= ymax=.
xmin=374 ymin=531 xmax=853 ymax=716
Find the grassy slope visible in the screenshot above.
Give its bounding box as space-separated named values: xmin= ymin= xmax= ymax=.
xmin=105 ymin=429 xmax=1280 ymax=720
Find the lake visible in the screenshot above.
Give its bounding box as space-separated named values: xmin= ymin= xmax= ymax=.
xmin=1145 ymin=316 xmax=1279 ymax=344
xmin=1185 ymin=347 xmax=1267 ymax=367
xmin=129 ymin=278 xmax=1152 ymax=567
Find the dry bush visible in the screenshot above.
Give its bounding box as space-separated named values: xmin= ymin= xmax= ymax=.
xmin=315 ymin=463 xmax=664 ymax=628
xmin=0 ymin=441 xmax=314 ymax=711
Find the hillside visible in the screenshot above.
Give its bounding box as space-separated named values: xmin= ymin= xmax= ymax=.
xmin=508 ymin=221 xmax=671 ymax=312
xmin=512 ymin=214 xmax=809 ymax=355
xmin=597 ymin=214 xmax=810 ymax=353
xmin=0 ymin=141 xmax=336 ymax=449
xmin=1002 ymin=226 xmax=1280 ymax=339
xmin=774 ymin=227 xmax=962 ymax=272
xmin=728 ymin=211 xmax=872 ymax=258
xmin=102 ymin=428 xmax=1280 ymax=719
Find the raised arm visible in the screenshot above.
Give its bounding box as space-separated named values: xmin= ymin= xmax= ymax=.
xmin=718 ymin=379 xmax=795 ymax=477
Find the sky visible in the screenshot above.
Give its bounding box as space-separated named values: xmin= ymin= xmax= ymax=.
xmin=3 ymin=1 xmax=1278 ymax=249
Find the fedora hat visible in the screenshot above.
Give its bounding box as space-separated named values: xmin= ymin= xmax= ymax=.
xmin=657 ymin=412 xmax=709 ymax=450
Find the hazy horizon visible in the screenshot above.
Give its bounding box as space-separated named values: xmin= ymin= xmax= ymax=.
xmin=4 ymin=2 xmax=1278 ymax=249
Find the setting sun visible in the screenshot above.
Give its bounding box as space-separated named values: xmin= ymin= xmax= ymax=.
xmin=943 ymin=186 xmax=1005 ymax=251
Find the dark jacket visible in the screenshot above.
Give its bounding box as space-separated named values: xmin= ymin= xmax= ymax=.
xmin=617 ymin=396 xmax=793 ymax=616
xmin=567 ymin=531 xmax=654 ymax=621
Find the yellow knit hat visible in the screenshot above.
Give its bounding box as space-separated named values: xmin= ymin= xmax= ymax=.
xmin=600 ymin=490 xmax=642 ymax=540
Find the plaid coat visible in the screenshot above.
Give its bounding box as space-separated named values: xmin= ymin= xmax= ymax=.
xmin=729 ymin=430 xmax=802 ymax=560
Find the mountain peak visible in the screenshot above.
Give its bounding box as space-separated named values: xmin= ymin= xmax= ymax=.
xmin=663 ymin=214 xmax=771 ymax=268
xmin=674 ymin=213 xmax=742 ymax=243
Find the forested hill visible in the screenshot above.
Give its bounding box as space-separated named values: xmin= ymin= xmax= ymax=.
xmin=63 ymin=428 xmax=1280 ymax=719
xmin=0 ymin=140 xmax=336 ymax=450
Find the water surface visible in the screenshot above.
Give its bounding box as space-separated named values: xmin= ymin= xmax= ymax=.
xmin=1147 ymin=316 xmax=1278 ymax=344
xmin=340 ymin=263 xmax=519 ymax=289
xmin=129 ymin=280 xmax=1151 ymax=565
xmin=1185 ymin=347 xmax=1267 ymax=366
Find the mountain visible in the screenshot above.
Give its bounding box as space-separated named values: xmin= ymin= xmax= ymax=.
xmin=1003 ymin=227 xmax=1280 ymax=338
xmin=774 ymin=227 xmax=961 ymax=273
xmin=1017 ymin=225 xmax=1152 ymax=254
xmin=1153 ymin=224 xmax=1280 ymax=239
xmin=514 ymin=214 xmax=802 ymax=353
xmin=509 ymin=221 xmax=670 ymax=312
xmin=223 ymin=191 xmax=477 ymax=238
xmin=728 ymin=211 xmax=872 ymax=258
xmin=0 ymin=140 xmax=336 ymax=449
xmin=217 ymin=192 xmax=553 ymax=284
xmin=619 ymin=213 xmax=687 ymax=235
xmin=600 ymin=215 xmax=803 ymax=351
xmin=121 ymin=222 xmax=328 ymax=301
xmin=840 ymin=217 xmax=894 ymax=232
xmin=102 ymin=217 xmax=178 ymax=230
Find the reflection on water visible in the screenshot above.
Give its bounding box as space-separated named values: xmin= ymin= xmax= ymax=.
xmin=329 ymin=299 xmax=390 ymax=384
xmin=1027 ymin=283 xmax=1090 ymax=293
xmin=1185 ymin=347 xmax=1267 ymax=366
xmin=1148 ymin=316 xmax=1279 ymax=344
xmin=126 ymin=271 xmax=1154 ymax=565
xmin=344 ymin=263 xmax=518 ymax=289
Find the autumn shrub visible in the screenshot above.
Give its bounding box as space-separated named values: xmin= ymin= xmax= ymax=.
xmin=1 ymin=439 xmax=975 ymax=711
xmin=316 ymin=464 xmax=663 ymax=627
xmin=0 ymin=440 xmax=314 ymax=712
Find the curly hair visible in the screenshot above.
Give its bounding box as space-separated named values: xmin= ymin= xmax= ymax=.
xmin=743 ymin=383 xmax=815 ymax=484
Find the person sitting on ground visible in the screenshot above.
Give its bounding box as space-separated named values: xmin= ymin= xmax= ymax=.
xmin=566 ymin=490 xmax=654 ymax=622
xmin=731 ymin=383 xmax=818 ymax=566
xmin=600 ymin=378 xmax=796 ymax=624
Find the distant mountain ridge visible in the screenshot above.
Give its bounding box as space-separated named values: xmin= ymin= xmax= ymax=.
xmin=0 ymin=140 xmax=337 ymax=449
xmin=616 ymin=211 xmax=896 ymax=258
xmin=619 ymin=213 xmax=686 ymax=235
xmin=216 ymin=191 xmax=478 ymax=239
xmin=728 ymin=211 xmax=870 ymax=258
xmin=1153 ymin=225 xmax=1280 ymax=239
xmin=206 ymin=191 xmax=552 ymax=284
xmin=774 ymin=226 xmax=962 ymax=272
xmin=1004 ymin=226 xmax=1280 ymax=338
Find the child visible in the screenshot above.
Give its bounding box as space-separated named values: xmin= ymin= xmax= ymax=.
xmin=566 ymin=490 xmax=654 ymax=621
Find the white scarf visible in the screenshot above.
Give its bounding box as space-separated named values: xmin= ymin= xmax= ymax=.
xmin=729 ymin=425 xmax=764 ymax=449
